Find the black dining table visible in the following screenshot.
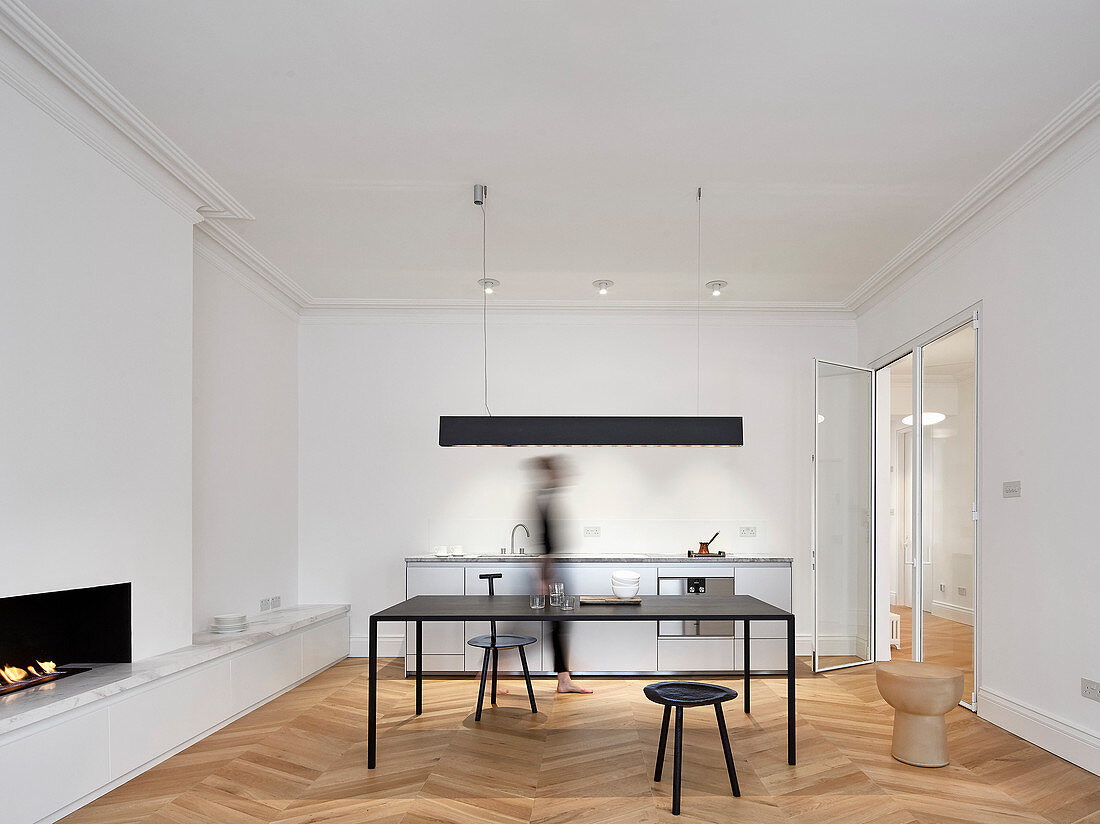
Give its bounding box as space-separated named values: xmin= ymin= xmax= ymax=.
xmin=367 ymin=594 xmax=796 ymax=768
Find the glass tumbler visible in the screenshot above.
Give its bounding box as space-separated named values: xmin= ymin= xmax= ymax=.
xmin=530 ymin=594 xmax=546 ymax=609
xmin=561 ymin=595 xmax=578 ymax=611
xmin=548 ymin=582 xmax=564 ymax=607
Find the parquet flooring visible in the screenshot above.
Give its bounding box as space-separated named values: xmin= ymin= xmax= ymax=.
xmin=59 ymin=658 xmax=1100 ymax=824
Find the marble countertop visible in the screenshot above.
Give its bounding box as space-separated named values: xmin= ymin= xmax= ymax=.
xmin=406 ymin=553 xmax=793 ymax=563
xmin=0 ymin=604 xmax=349 ymax=737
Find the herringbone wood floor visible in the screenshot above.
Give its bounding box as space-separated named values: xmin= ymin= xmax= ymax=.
xmin=59 ymin=658 xmax=1100 ymax=824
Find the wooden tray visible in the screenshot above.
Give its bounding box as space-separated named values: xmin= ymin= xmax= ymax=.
xmin=578 ymin=595 xmax=642 ymax=604
xmin=687 ymin=550 xmax=726 ymax=557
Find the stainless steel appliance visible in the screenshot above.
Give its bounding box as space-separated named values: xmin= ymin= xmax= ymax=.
xmin=657 ymin=576 xmax=735 ymax=636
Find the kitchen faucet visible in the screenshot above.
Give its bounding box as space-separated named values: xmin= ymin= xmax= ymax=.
xmin=511 ymin=523 xmax=530 ymax=555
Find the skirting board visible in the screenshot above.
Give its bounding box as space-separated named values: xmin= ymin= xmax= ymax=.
xmin=350 ymin=634 xmax=815 ymax=659
xmin=979 ymin=687 xmax=1100 ymax=777
xmin=930 ymin=600 xmax=975 ymax=626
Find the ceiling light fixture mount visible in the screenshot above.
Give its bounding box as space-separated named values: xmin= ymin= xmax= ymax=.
xmin=478 ymin=278 xmax=499 ymax=294
xmin=593 ymin=279 xmax=613 ymax=295
xmin=706 ymin=280 xmax=728 ymax=297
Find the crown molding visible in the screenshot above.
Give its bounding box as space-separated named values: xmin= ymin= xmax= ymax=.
xmin=193 ymin=235 xmax=300 ymax=321
xmin=0 ymin=0 xmax=251 ymax=222
xmin=195 ymin=219 xmax=314 ymax=308
xmin=845 ymin=78 xmax=1100 ymax=313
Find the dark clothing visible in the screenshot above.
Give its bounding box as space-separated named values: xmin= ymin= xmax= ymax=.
xmin=537 ymin=488 xmax=569 ymax=673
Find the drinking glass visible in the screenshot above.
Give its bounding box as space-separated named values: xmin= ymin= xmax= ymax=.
xmin=548 ymin=582 xmax=564 ymax=607
xmin=561 ymin=595 xmax=578 ymax=611
xmin=530 ymin=594 xmax=546 ymax=609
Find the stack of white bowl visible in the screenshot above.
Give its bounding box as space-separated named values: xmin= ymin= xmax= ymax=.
xmin=611 ymin=570 xmax=641 ymax=598
xmin=211 ymin=613 xmax=248 ymax=634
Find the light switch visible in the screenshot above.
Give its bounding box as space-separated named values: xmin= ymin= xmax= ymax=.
xmin=1003 ymin=480 xmax=1021 ymax=498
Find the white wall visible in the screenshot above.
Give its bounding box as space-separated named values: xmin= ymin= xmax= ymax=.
xmin=0 ymin=80 xmax=194 ymax=659
xmin=858 ymin=117 xmax=1100 ymax=772
xmin=192 ymin=250 xmax=299 ymax=631
xmin=298 ymin=310 xmax=856 ymax=652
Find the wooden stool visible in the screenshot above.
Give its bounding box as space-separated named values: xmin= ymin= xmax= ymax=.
xmin=644 ymin=681 xmax=740 ymax=815
xmin=876 ymin=662 xmax=963 ymax=767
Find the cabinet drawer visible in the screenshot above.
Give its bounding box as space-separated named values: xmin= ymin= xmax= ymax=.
xmin=559 ymin=564 xmax=658 ymax=596
xmin=568 ymin=621 xmax=656 ymax=672
xmin=406 ymin=621 xmax=466 ymax=655
xmin=406 ymin=653 xmax=467 ymax=673
xmin=658 ymin=637 xmax=737 ymax=672
xmin=657 ymin=637 xmax=790 ymax=673
xmin=407 ymin=565 xmax=465 ymax=595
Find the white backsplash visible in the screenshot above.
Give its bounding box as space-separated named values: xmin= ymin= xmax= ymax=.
xmin=426 ymin=518 xmax=769 ymax=556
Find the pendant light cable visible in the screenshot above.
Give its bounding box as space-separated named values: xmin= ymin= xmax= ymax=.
xmin=480 ymin=202 xmax=492 ymax=417
xmin=696 ymin=187 xmax=702 ymax=416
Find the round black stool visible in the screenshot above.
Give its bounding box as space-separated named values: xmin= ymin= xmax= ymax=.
xmin=643 ymin=681 xmax=740 ymax=815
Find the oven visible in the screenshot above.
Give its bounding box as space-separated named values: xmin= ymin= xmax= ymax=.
xmin=657 ymin=576 xmax=735 ymax=637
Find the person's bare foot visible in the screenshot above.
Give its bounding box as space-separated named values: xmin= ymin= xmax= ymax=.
xmin=556 ymin=673 xmax=593 ymax=694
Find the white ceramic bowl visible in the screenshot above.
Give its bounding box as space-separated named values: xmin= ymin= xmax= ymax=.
xmin=611 ymin=582 xmax=640 ymax=598
xmin=612 ymin=570 xmax=640 ymax=580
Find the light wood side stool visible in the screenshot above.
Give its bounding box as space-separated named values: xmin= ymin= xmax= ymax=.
xmin=876 ymin=661 xmax=963 ymax=767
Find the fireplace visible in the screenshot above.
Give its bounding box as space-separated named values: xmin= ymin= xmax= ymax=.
xmin=0 ymin=583 xmax=131 ymax=696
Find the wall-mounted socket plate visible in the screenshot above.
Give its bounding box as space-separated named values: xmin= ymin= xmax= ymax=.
xmin=272 ymin=595 xmax=281 ymax=609
xmin=1003 ymin=480 xmax=1022 ymax=498
xmin=260 ymin=597 xmax=271 ymax=612
xmin=957 ymin=586 xmax=967 ymax=596
xmin=583 ymin=526 xmax=601 ymax=538
xmin=1083 ymin=678 xmax=1100 ymax=703
xmin=738 ymin=526 xmax=757 ymax=538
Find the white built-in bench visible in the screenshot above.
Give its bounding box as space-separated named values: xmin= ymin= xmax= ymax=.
xmin=0 ymin=605 xmax=349 ymax=824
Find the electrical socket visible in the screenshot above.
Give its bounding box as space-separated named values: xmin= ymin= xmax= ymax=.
xmin=260 ymin=597 xmax=271 ymax=612
xmin=1003 ymin=480 xmax=1022 ymax=498
xmin=738 ymin=526 xmax=757 ymax=538
xmin=271 ymin=595 xmax=281 ymax=609
xmin=583 ymin=526 xmax=601 ymax=538
xmin=957 ymin=586 xmax=967 ymax=596
xmin=1083 ymin=678 xmax=1100 ymax=703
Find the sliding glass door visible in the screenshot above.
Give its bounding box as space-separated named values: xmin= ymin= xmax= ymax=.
xmin=812 ymin=360 xmax=874 ymax=672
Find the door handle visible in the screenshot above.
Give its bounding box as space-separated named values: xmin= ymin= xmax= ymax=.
xmin=903 ymin=538 xmax=914 ymax=566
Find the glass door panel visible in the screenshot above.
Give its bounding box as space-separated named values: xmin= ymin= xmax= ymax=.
xmin=919 ymin=322 xmax=977 ymax=705
xmin=813 ymin=360 xmax=874 ymax=672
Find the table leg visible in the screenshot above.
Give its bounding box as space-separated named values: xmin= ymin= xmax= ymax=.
xmin=787 ymin=615 xmax=796 ymax=765
xmin=368 ymin=616 xmax=378 ymax=769
xmin=415 ymin=621 xmax=423 ymax=716
xmin=744 ymin=618 xmax=751 ymax=714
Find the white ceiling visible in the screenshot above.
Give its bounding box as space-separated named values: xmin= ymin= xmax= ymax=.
xmin=25 ymin=0 xmax=1100 ymax=303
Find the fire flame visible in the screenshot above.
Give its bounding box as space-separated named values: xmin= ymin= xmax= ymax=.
xmin=0 ymin=661 xmax=59 ymax=684
xmin=0 ymin=665 xmax=29 ymax=684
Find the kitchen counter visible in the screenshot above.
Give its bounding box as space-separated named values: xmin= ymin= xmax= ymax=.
xmin=406 ymin=553 xmax=794 ymax=563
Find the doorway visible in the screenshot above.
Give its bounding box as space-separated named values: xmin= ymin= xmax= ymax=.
xmin=877 ymin=316 xmax=978 ymax=708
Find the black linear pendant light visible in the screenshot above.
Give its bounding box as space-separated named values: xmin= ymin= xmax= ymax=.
xmin=438 ymin=185 xmax=743 ymax=447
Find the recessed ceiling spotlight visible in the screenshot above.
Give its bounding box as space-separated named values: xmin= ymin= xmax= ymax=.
xmin=593 ymin=280 xmax=614 ymax=296
xmin=478 ymin=278 xmax=499 ymax=294
xmin=706 ymin=280 xmax=728 ymax=297
xmin=901 ymin=412 xmax=946 ymax=426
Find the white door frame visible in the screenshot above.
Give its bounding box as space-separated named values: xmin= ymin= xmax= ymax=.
xmin=869 ymin=303 xmax=981 ymax=710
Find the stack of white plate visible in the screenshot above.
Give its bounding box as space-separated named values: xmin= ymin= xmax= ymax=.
xmin=611 ymin=570 xmax=641 ymax=598
xmin=211 ymin=613 xmax=248 ymax=634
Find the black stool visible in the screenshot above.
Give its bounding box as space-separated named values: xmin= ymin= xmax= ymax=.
xmin=467 ymin=573 xmax=538 ymax=721
xmin=644 ymin=681 xmax=740 ymax=815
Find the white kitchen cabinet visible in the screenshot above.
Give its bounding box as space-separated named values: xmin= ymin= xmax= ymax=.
xmin=406 ymin=565 xmax=465 ymax=672
xmin=734 ymin=564 xmax=792 ymax=638
xmin=558 ymin=563 xmax=658 ymax=673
